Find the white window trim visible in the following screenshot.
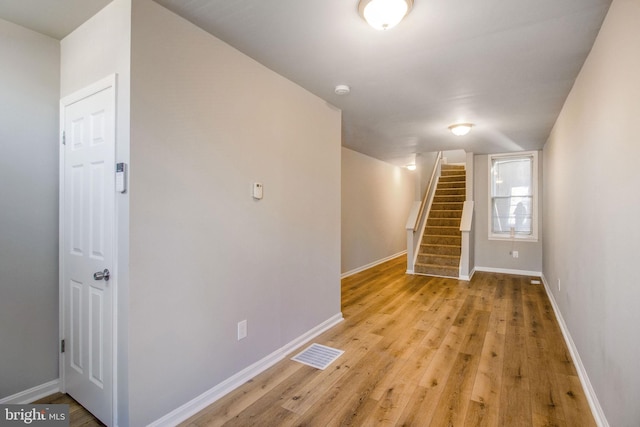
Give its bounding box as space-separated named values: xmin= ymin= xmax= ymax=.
xmin=488 ymin=151 xmax=539 ymax=242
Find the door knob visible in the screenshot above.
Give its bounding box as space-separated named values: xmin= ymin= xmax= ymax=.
xmin=93 ymin=269 xmax=110 ymax=282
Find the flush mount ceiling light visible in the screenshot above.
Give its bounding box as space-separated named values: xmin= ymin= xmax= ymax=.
xmin=448 ymin=123 xmax=474 ymax=136
xmin=358 ymin=0 xmax=414 ymax=31
xmin=335 ymin=84 xmax=351 ymax=95
xmin=406 ymin=164 xmax=417 ymax=171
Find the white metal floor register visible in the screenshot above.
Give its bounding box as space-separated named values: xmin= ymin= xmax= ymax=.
xmin=291 ymin=343 xmax=344 ymax=370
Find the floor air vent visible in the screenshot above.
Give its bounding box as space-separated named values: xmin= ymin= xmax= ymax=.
xmin=291 ymin=343 xmax=344 ymax=370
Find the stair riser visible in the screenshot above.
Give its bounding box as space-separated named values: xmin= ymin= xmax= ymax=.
xmin=414 ymin=264 xmax=458 ymax=278
xmin=427 ymin=218 xmax=461 ymax=227
xmin=431 ymin=202 xmax=464 ymax=211
xmin=428 ymin=210 xmax=462 ymax=219
xmin=423 ymin=235 xmax=462 ymax=246
xmin=425 ymin=226 xmax=460 ymax=236
xmin=434 ymin=195 xmax=465 ymax=203
xmin=418 ymin=255 xmax=460 ymax=266
xmin=439 ymin=175 xmax=466 ymax=183
xmin=420 ymin=245 xmax=461 ymax=256
xmin=441 ymin=170 xmax=466 ymax=177
xmin=435 ymin=189 xmax=466 ymax=196
xmin=437 ymin=181 xmax=466 ymax=189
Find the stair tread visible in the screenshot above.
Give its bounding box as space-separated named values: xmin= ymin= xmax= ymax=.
xmin=420 ymin=254 xmax=460 ymax=259
xmin=414 ymin=263 xmax=458 ymax=270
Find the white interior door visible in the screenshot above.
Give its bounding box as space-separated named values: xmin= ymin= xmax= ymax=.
xmin=61 ymin=76 xmax=116 ymax=426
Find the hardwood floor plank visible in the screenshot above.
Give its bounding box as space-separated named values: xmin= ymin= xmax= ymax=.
xmin=176 ymin=261 xmax=596 ymax=427
xmin=33 ymin=393 xmax=104 ymax=427
xmin=554 ymin=373 xmax=597 ymax=427
xmin=429 ymin=352 xmax=477 ymax=427
xmin=281 ymin=332 xmax=383 ymax=415
xmin=186 ymin=362 xmax=305 ymax=426
xmin=488 ymin=277 xmax=509 ymax=335
xmin=500 ymin=324 xmax=532 ymax=426
xmin=469 ymin=330 xmax=505 ymax=426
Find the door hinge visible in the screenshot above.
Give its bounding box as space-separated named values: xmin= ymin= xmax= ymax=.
xmin=62 ymin=131 xmax=66 ymax=145
xmin=61 ymin=339 xmax=65 ymax=353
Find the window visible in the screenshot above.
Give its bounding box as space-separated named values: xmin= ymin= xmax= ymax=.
xmin=488 ymin=151 xmax=538 ymax=241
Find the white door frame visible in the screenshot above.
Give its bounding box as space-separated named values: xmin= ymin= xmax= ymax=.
xmin=59 ymin=74 xmax=118 ymax=425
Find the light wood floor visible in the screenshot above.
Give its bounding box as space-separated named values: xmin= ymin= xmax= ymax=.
xmin=183 ymin=256 xmax=596 ymax=427
xmin=34 ymin=392 xmax=104 ymax=427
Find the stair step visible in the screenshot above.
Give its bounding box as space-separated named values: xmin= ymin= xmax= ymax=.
xmin=431 ymin=202 xmax=464 ymax=211
xmin=414 ymin=263 xmax=458 ymax=278
xmin=441 ymin=164 xmax=465 ymax=170
xmin=427 ymin=218 xmax=461 ymax=227
xmin=417 ymin=253 xmax=460 ymax=266
xmin=437 ymin=181 xmax=466 ymax=189
xmin=420 ymin=244 xmax=461 ymax=256
xmin=441 ymin=169 xmax=466 ymax=177
xmin=435 ymin=188 xmax=466 ymax=196
xmin=425 ymin=226 xmax=460 ymax=236
xmin=422 ymin=234 xmax=462 ymax=246
xmin=434 ymin=195 xmax=465 ymax=203
xmin=428 ymin=210 xmax=463 ymax=219
xmin=439 ymin=175 xmax=466 ymax=183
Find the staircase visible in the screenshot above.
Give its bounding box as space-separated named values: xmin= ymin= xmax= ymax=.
xmin=414 ymin=164 xmax=466 ymax=278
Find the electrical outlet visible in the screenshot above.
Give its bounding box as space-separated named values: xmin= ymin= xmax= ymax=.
xmin=558 ymin=279 xmax=561 ymax=291
xmin=237 ymin=320 xmax=247 ymax=340
xmin=512 ymin=250 xmax=519 ymax=258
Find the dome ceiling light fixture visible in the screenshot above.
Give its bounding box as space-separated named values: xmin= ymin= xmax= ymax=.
xmin=358 ymin=0 xmax=414 ymax=31
xmin=335 ymin=84 xmax=351 ymax=95
xmin=406 ymin=164 xmax=417 ymax=171
xmin=448 ymin=123 xmax=474 ymax=136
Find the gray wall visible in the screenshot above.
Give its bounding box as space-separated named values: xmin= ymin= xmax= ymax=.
xmin=128 ymin=1 xmax=341 ymax=425
xmin=341 ymin=148 xmax=415 ymax=274
xmin=60 ymin=0 xmax=132 ymax=422
xmin=0 ymin=18 xmax=60 ymax=399
xmin=473 ymin=154 xmax=543 ymax=273
xmin=543 ymin=1 xmax=640 ymax=425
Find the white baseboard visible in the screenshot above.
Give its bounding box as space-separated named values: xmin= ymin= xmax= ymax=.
xmin=149 ymin=312 xmax=344 ymax=427
xmin=540 ymin=275 xmax=609 ymax=427
xmin=474 ymin=266 xmax=542 ymax=277
xmin=459 ymin=268 xmax=475 ymax=281
xmin=341 ymin=250 xmax=406 ymax=279
xmin=0 ymin=379 xmax=60 ymax=404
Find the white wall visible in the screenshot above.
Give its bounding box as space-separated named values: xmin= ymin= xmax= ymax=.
xmin=0 ymin=18 xmax=60 ymax=399
xmin=128 ymin=1 xmax=341 ymax=424
xmin=341 ymin=148 xmax=416 ymax=274
xmin=473 ymin=154 xmax=543 ymax=273
xmin=442 ymin=149 xmax=466 ymax=164
xmin=543 ymin=1 xmax=640 ymax=425
xmin=416 ymin=151 xmax=439 ymax=200
xmin=60 ymin=0 xmax=132 ymax=423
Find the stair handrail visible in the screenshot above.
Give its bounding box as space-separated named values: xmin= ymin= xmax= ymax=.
xmin=406 ymin=151 xmax=442 ymax=273
xmin=413 ymin=151 xmax=443 ymax=231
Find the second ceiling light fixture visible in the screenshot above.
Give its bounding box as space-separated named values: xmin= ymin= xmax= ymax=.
xmin=358 ymin=0 xmax=414 ymax=31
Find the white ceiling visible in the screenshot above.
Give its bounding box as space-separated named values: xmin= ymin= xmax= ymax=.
xmin=0 ymin=0 xmax=111 ymax=40
xmin=0 ymin=0 xmax=611 ymax=165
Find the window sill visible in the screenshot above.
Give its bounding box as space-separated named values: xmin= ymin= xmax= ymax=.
xmin=488 ymin=234 xmax=538 ymax=243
